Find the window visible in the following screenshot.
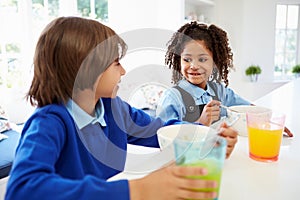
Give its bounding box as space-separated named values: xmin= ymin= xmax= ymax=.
xmin=0 ymin=0 xmax=108 ymax=89
xmin=274 ymin=4 xmax=300 ymax=79
xmin=77 ymin=0 xmax=108 ymax=21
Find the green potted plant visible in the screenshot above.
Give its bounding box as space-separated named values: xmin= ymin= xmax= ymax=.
xmin=245 ymin=65 xmax=262 ymax=82
xmin=291 ymin=64 xmax=300 ymax=78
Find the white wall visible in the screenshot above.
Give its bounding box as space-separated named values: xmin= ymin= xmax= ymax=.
xmin=213 ymin=0 xmax=298 ymax=101
xmin=214 ymin=0 xmax=276 ymax=77
xmin=108 ymin=0 xmax=298 ymax=102
xmin=213 ymin=0 xmax=279 ymax=101
xmin=108 ymin=0 xmax=183 ymax=32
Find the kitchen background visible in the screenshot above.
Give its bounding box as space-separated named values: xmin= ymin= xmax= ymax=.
xmin=0 ymin=0 xmax=299 ymax=123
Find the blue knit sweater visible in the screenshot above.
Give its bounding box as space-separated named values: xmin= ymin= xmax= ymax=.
xmin=5 ymin=97 xmax=180 ymax=200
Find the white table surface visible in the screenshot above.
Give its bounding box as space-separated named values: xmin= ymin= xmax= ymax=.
xmin=110 ymin=79 xmax=300 ymax=200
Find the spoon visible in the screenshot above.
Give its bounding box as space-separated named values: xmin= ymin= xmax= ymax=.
xmin=220 ymin=105 xmax=239 ymax=113
xmin=210 ymin=115 xmax=240 ymax=131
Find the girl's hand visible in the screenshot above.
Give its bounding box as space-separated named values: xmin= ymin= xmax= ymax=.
xmin=218 ymin=122 xmax=238 ymax=158
xmin=197 ymin=100 xmax=221 ymax=126
xmin=284 ymin=126 xmax=293 ymax=137
xmin=129 ymin=165 xmax=218 ymax=200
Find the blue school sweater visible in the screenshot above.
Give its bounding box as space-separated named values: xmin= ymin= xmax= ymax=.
xmin=5 ymin=97 xmax=180 ymax=200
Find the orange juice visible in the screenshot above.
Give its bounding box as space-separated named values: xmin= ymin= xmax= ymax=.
xmin=248 ymin=122 xmax=283 ymax=162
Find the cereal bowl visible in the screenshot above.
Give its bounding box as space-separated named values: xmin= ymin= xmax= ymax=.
xmin=157 ymin=124 xmax=210 ymax=151
xmin=227 ymin=105 xmax=272 ymax=137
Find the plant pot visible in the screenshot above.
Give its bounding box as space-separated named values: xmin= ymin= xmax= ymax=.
xmin=294 ymin=73 xmax=300 ymax=78
xmin=249 ymin=74 xmax=258 ymax=82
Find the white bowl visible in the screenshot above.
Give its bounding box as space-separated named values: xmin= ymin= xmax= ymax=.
xmin=227 ymin=105 xmax=272 ymax=137
xmin=157 ymin=124 xmax=210 ymax=151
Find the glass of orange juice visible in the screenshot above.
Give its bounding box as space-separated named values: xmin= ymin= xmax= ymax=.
xmin=246 ymin=111 xmax=285 ymax=162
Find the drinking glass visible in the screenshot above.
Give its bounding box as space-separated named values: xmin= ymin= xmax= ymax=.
xmin=173 ymin=131 xmax=227 ymax=200
xmin=246 ymin=111 xmax=285 ymax=162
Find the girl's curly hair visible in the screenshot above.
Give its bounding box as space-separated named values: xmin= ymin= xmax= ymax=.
xmin=165 ymin=21 xmax=233 ymax=87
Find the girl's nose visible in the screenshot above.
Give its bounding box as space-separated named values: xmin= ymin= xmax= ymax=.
xmin=190 ymin=62 xmax=200 ymax=70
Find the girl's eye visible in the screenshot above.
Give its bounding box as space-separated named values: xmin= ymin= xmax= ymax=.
xmin=183 ymin=58 xmax=192 ymax=62
xmin=199 ymin=57 xmax=208 ymax=62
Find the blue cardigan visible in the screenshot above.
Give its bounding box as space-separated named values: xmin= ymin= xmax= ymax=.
xmin=5 ymin=97 xmax=180 ymax=200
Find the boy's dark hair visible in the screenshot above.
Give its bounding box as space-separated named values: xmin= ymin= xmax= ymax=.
xmin=165 ymin=21 xmax=233 ymax=86
xmin=27 ymin=17 xmax=127 ymax=107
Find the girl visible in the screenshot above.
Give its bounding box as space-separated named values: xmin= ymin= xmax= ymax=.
xmin=156 ymin=21 xmax=250 ymax=126
xmin=156 ymin=21 xmax=293 ymax=137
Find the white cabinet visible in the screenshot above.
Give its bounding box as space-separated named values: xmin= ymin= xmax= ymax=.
xmin=184 ymin=0 xmax=215 ymax=23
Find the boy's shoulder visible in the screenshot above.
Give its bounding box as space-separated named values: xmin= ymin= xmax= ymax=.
xmin=31 ymin=104 xmax=72 ymax=124
xmin=36 ymin=104 xmax=69 ymax=115
xmin=23 ymin=104 xmax=74 ymax=134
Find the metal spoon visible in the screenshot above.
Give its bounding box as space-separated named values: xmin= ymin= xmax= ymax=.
xmin=220 ymin=104 xmax=239 ymax=113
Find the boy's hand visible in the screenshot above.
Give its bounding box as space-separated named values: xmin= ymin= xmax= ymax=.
xmin=129 ymin=165 xmax=218 ymax=200
xmin=218 ymin=122 xmax=238 ymax=158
